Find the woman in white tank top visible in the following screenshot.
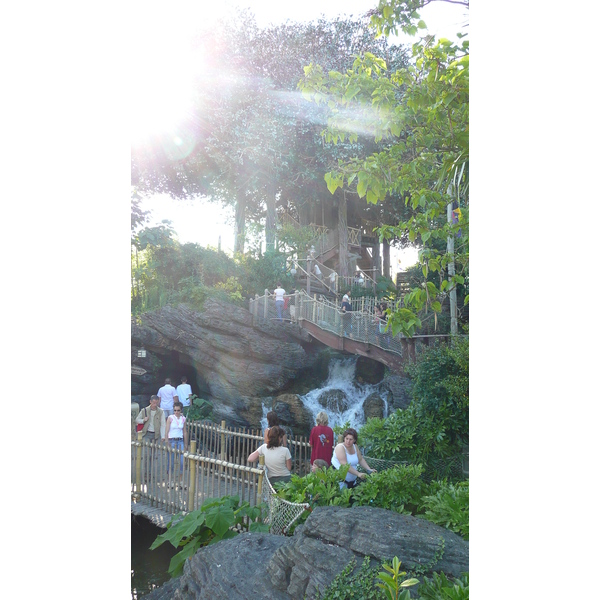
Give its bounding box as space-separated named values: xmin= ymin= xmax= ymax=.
xmin=331 ymin=427 xmax=376 ymax=489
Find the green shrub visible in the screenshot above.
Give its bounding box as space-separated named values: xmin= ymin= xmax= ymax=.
xmin=150 ymin=495 xmax=268 ymax=578
xmin=417 ymin=481 xmax=469 ymax=540
xmin=414 ymin=572 xmax=469 ymax=599
xmin=186 ymin=395 xmax=213 ymax=421
xmin=351 ymin=464 xmax=427 ymax=514
xmin=314 ymin=556 xmax=384 ymax=600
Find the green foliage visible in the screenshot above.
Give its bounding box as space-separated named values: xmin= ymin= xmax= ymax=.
xmin=150 ymin=495 xmax=268 ymax=578
xmin=415 ymin=572 xmax=469 ymax=600
xmin=276 ymin=465 xmax=352 ymax=510
xmin=351 ymin=464 xmax=427 ymax=514
xmin=235 ymin=249 xmax=294 ymax=297
xmin=186 ymin=395 xmax=213 ymax=422
xmin=332 ymin=421 xmax=351 ymax=437
xmin=406 ymin=337 xmax=469 ymax=448
xmin=360 ymin=338 xmax=468 ymax=475
xmin=314 ymin=557 xmax=385 ymax=600
xmin=376 ymin=557 xmax=419 ymax=600
xmin=298 ymin=5 xmax=469 ymax=337
xmin=314 ymin=556 xmax=419 ymax=600
xmin=418 ymin=481 xmax=469 ymax=540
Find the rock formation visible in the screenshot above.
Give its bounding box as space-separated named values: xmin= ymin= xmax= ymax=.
xmin=131 ymin=299 xmax=318 ymax=427
xmin=143 ymin=505 xmax=469 ymax=600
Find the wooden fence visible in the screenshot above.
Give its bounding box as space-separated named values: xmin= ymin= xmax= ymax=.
xmin=131 ymin=421 xmax=314 ymax=518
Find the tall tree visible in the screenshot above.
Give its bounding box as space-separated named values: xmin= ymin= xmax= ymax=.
xmin=131 ymin=12 xmax=411 ymax=258
xmin=299 ymin=1 xmax=469 ymax=335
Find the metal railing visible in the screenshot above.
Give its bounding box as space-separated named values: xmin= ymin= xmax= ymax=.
xmin=295 ymin=290 xmax=405 ymax=356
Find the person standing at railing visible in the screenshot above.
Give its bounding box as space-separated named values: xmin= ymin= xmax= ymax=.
xmin=309 ymin=411 xmax=334 ymax=466
xmin=263 ymin=411 xmax=288 ymax=447
xmin=176 ymin=375 xmax=192 ymax=417
xmin=248 ymin=425 xmax=292 ymax=485
xmin=341 ymin=292 xmax=352 ymax=337
xmin=157 ymin=378 xmax=179 ymax=419
xmin=331 ymin=427 xmax=377 ymax=489
xmin=136 ymin=395 xmax=166 ymax=444
xmin=165 ymin=402 xmax=188 ymax=485
xmin=273 ymin=283 xmax=286 ymax=321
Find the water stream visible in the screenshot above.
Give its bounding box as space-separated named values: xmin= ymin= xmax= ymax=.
xmin=262 ymin=356 xmax=389 ymax=433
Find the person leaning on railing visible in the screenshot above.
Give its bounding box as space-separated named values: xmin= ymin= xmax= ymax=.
xmin=331 ymin=427 xmax=376 ymax=489
xmin=248 ymin=425 xmax=292 ymax=485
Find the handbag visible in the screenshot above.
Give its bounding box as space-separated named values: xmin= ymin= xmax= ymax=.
xmin=136 ymin=408 xmax=146 ymax=432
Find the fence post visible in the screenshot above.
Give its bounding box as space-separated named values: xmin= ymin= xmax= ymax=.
xmin=312 ymin=294 xmax=317 ymax=322
xmin=188 ymin=440 xmax=197 ymax=511
xmin=264 ymin=289 xmax=269 ymax=320
xmin=135 ymin=431 xmax=143 ymax=498
xmin=257 ymin=454 xmax=265 ymax=502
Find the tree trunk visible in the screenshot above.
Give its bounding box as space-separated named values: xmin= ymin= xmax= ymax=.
xmin=372 ymin=240 xmax=381 ymax=282
xmin=383 ymin=238 xmax=391 ymax=279
xmin=338 ymin=191 xmax=349 ymax=277
xmin=265 ymin=181 xmax=276 ymax=252
xmin=234 ymin=188 xmax=246 ymax=254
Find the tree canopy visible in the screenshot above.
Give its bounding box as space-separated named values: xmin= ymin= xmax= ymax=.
xmin=298 ymin=0 xmax=469 ymax=335
xmin=131 ymin=12 xmax=411 ymax=254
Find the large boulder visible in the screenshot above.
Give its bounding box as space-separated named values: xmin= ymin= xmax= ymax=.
xmin=363 ymin=392 xmax=386 ymax=420
xmin=317 ymin=388 xmax=349 ymax=413
xmin=131 ymin=299 xmax=317 ymax=427
xmin=144 ymin=505 xmax=469 ymax=600
xmin=355 ymin=356 xmax=385 ymax=384
xmin=381 ymin=374 xmax=413 ymax=410
xmin=273 ymin=394 xmax=314 ymax=436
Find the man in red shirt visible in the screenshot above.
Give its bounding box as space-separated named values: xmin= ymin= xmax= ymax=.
xmin=309 ymin=411 xmax=335 ymax=466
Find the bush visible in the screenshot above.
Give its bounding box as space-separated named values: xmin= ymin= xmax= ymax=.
xmin=150 ymin=495 xmax=268 ymax=578
xmin=417 ymin=481 xmax=469 ymax=540
xmin=186 ymin=395 xmax=213 ymax=421
xmin=351 ymin=465 xmax=427 ymax=515
xmin=414 ymin=572 xmax=469 ymax=599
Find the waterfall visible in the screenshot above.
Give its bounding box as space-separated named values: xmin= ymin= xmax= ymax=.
xmin=299 ymin=356 xmax=388 ymax=432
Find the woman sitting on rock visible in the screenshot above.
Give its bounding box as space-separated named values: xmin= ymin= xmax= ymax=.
xmin=248 ymin=426 xmax=292 ymax=485
xmin=331 ymin=427 xmax=376 ymax=489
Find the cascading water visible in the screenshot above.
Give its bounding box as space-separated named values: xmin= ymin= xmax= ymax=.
xmin=299 ymin=356 xmax=388 ymax=432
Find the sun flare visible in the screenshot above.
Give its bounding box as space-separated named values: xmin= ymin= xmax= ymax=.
xmin=129 ymin=6 xmax=218 ymax=144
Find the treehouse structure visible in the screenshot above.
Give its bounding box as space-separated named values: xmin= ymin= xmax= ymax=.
xmin=277 ymin=189 xmax=395 ymax=299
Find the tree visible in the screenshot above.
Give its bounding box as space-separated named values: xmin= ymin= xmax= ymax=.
xmin=298 ymin=1 xmax=469 ymax=336
xmin=131 ymin=13 xmax=411 ymax=258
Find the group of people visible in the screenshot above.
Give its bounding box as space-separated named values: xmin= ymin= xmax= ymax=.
xmin=273 ymin=283 xmax=299 ymax=322
xmin=247 ymin=410 xmax=376 ymax=489
xmin=135 ymin=376 xmax=194 ymax=482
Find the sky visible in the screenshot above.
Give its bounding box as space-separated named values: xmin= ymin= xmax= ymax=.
xmin=135 ymin=0 xmax=469 ymax=270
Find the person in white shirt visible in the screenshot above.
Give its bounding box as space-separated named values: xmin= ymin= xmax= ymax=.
xmin=165 ymin=402 xmax=188 ymax=485
xmin=176 ymin=376 xmax=193 ymax=417
xmin=273 ymin=283 xmax=286 ymax=321
xmin=157 ymin=378 xmax=179 ymax=419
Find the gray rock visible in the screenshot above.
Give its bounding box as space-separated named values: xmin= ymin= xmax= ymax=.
xmin=355 ymin=356 xmax=385 ymax=384
xmin=381 ymin=374 xmax=413 ymax=410
xmin=131 ymin=299 xmax=318 ymax=427
xmin=144 ymin=506 xmax=468 ymax=600
xmin=273 ymin=394 xmax=314 ymax=436
xmin=317 ymin=388 xmax=349 ymax=413
xmin=363 ymin=393 xmax=385 ymax=420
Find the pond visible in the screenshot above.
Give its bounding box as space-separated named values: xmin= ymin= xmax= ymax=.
xmin=131 ymin=515 xmax=178 ymax=599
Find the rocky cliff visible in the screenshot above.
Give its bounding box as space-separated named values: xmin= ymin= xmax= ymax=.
xmin=131 ymin=299 xmax=320 ymax=427
xmin=143 ymin=505 xmax=469 ymax=599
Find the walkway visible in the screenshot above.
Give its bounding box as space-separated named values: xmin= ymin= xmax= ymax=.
xmin=249 ymin=290 xmax=452 ymax=373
